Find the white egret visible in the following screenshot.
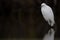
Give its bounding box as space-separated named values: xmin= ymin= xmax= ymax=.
xmin=41 ymin=3 xmax=55 ymax=26
xmin=41 ymin=3 xmax=56 ymax=40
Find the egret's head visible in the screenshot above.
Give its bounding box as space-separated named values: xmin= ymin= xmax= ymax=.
xmin=41 ymin=3 xmax=46 ymax=7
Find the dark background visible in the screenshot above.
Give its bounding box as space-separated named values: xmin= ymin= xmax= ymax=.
xmin=0 ymin=0 xmax=60 ymax=38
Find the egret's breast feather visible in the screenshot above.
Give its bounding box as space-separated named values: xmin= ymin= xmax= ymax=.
xmin=41 ymin=6 xmax=54 ymax=21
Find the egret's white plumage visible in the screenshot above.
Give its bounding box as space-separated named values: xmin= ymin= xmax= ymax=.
xmin=41 ymin=3 xmax=55 ymax=26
